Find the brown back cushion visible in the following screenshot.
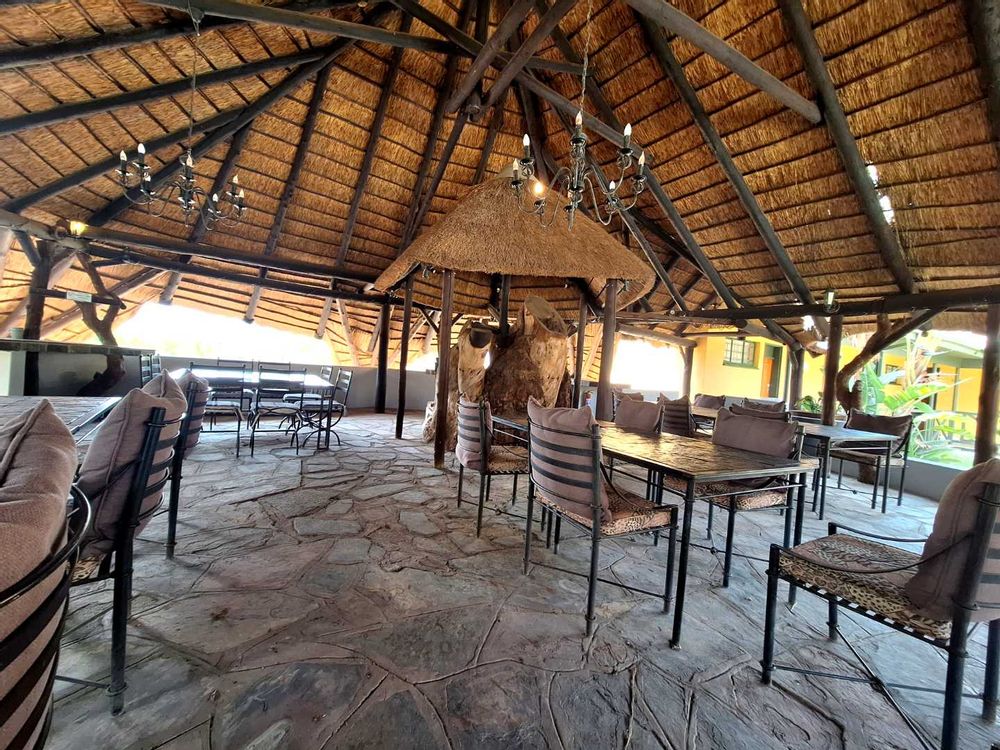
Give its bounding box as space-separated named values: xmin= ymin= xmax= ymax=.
xmin=456 ymin=396 xmax=491 ymax=471
xmin=730 ymin=404 xmax=790 ymax=421
xmin=844 ymin=409 xmax=913 ymax=453
xmin=658 ymin=394 xmax=695 ymax=437
xmin=0 ymin=400 xmax=77 ymax=749
xmin=613 ymin=397 xmax=660 ymax=434
xmin=742 ymin=398 xmax=785 ymax=412
xmin=694 ymin=394 xmax=725 ymax=409
xmin=713 ymin=408 xmax=797 ymax=458
xmin=77 ymin=373 xmax=186 ymax=559
xmin=905 ymin=458 xmax=1000 ymax=621
xmin=175 ymin=371 xmax=210 ymax=451
xmin=527 ymin=398 xmax=609 ymax=523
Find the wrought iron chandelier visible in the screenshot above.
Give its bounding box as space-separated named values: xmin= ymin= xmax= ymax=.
xmin=510 ymin=0 xmax=646 ymax=229
xmin=114 ymin=10 xmax=246 ymax=230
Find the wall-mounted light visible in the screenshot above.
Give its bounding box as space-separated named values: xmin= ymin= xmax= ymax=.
xmin=823 ymin=288 xmax=839 ymax=314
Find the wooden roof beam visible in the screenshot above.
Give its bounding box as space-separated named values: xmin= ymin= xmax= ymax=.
xmin=246 ymin=60 xmax=337 ymax=323
xmin=778 ymin=0 xmax=916 ymax=295
xmin=622 ymin=0 xmax=820 ymax=123
xmin=472 ymin=94 xmax=506 ymax=183
xmin=337 ymin=300 xmax=362 ymax=364
xmin=444 ymin=0 xmax=534 ymax=113
xmin=483 ymin=0 xmax=575 ymax=110
xmin=160 ymin=121 xmax=254 ymax=305
xmin=640 ymin=17 xmax=827 ymax=335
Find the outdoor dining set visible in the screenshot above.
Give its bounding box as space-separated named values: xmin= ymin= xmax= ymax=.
xmin=452 ymin=389 xmax=1000 ymax=750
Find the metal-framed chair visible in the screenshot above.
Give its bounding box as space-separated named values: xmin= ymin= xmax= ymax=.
xmin=658 ymin=394 xmax=697 ymax=438
xmin=523 ymin=401 xmax=678 ymax=636
xmin=660 ymin=408 xmax=805 ymax=587
xmin=248 ymin=366 xmax=305 ymax=456
xmin=138 ymin=353 xmax=161 ymax=385
xmin=455 ymin=397 xmax=529 ymax=537
xmin=1 ymin=485 xmax=90 ymax=750
xmin=196 ymin=362 xmax=246 ymax=456
xmin=65 ymin=406 xmax=179 ymax=714
xmin=165 ymin=375 xmax=210 ymax=559
xmin=831 ymin=409 xmax=914 ymax=512
xmin=762 ymin=461 xmax=1000 ymax=750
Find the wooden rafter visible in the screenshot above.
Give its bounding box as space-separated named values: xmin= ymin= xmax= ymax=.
xmin=444 ymin=0 xmax=534 ymax=113
xmin=778 ymin=0 xmax=916 ymax=295
xmin=160 ymin=121 xmax=254 ymax=304
xmin=337 ymin=300 xmax=362 ymax=366
xmin=39 ymin=267 xmax=162 ymax=339
xmin=622 ymin=0 xmax=820 ymax=123
xmin=246 ymin=60 xmax=336 ymax=322
xmin=473 ymin=94 xmax=506 ymax=183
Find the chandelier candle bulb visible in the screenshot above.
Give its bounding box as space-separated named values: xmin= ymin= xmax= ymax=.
xmin=623 ymin=122 xmax=632 ymax=149
xmin=522 ymin=133 xmax=531 ymax=159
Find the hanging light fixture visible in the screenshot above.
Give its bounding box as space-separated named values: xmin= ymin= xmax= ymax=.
xmin=510 ymin=0 xmax=645 ymax=229
xmin=114 ymin=9 xmax=246 ymax=230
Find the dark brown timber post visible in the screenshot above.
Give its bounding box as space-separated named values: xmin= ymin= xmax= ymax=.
xmin=681 ymin=346 xmax=694 ymax=398
xmin=375 ymin=302 xmax=391 ymax=413
xmin=976 ymin=304 xmax=1000 ymax=464
xmin=434 ymin=271 xmax=455 ymax=467
xmin=573 ymin=292 xmax=587 ymax=407
xmin=395 ymin=278 xmax=414 ymax=439
xmin=822 ymin=315 xmax=843 ymax=426
xmin=596 ymin=280 xmax=619 ymax=421
xmin=23 ymin=242 xmax=52 ymax=396
xmin=788 ymin=346 xmax=804 ymax=408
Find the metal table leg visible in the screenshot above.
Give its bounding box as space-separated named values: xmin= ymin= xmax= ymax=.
xmin=819 ymin=440 xmax=830 ymax=520
xmin=670 ymin=477 xmax=695 ymax=649
xmin=882 ymin=441 xmax=892 ymax=513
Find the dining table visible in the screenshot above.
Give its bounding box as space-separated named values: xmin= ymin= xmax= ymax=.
xmin=492 ymin=413 xmax=817 ymax=648
xmin=0 ymin=395 xmax=119 ymax=440
xmin=691 ymin=405 xmax=901 ymax=517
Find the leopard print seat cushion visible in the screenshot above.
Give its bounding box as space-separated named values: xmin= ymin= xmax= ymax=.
xmin=537 ymin=487 xmax=674 ymax=536
xmin=778 ymin=534 xmax=950 ymax=640
xmin=661 ymin=474 xmax=788 ymax=510
xmin=484 ymin=445 xmax=529 ymax=475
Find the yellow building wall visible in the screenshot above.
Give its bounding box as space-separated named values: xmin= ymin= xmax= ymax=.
xmin=691 ymin=336 xmax=788 ymax=400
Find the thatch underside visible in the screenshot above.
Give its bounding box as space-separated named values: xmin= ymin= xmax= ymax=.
xmin=0 ymin=0 xmax=997 ymax=360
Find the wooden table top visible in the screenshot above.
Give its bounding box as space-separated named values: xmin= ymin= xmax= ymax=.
xmin=0 ymin=395 xmax=119 ymax=435
xmin=690 ymin=406 xmax=898 ymax=443
xmin=492 ymin=414 xmax=817 ymax=483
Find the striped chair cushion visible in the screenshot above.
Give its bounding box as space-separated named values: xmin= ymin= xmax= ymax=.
xmin=456 ymin=397 xmax=490 ymax=471
xmin=527 ymin=398 xmax=609 ymax=524
xmin=658 ymin=394 xmax=695 ymax=437
xmin=176 ymin=371 xmax=210 ymax=451
xmin=613 ymin=397 xmax=660 ymax=434
xmin=729 ymin=404 xmax=789 ymax=421
xmin=742 ymin=398 xmax=785 ymax=412
xmin=905 ymin=458 xmax=1000 ymax=622
xmin=694 ymin=394 xmax=725 ymax=409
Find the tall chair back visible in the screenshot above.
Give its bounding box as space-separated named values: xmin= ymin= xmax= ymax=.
xmin=613 ymin=397 xmax=661 ymax=434
xmin=165 ymin=377 xmax=210 ymax=559
xmin=658 ymin=394 xmax=696 ymax=437
xmin=843 ymin=409 xmax=914 ymax=456
xmin=195 ymin=363 xmax=247 ymax=412
xmin=139 ymin=353 xmax=160 ymax=385
xmin=256 ymin=365 xmax=306 ymax=406
xmin=333 ymin=369 xmax=353 ymax=406
xmin=729 ymin=404 xmax=791 ymax=421
xmin=456 ymin=397 xmax=491 ymax=472
xmin=320 ymin=365 xmax=334 ymax=382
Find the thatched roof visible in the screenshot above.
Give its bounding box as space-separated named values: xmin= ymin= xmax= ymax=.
xmin=0 ymin=0 xmax=997 ymax=364
xmin=374 ymin=176 xmax=655 ymax=310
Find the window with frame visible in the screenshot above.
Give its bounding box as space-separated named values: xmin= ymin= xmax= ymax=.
xmin=723 ymin=338 xmax=757 ymax=367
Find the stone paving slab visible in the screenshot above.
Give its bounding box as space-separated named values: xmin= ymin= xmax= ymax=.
xmin=49 ymin=413 xmax=1000 ymax=749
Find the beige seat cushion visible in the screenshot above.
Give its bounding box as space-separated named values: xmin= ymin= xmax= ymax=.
xmin=77 ymin=373 xmax=186 ymax=560
xmin=537 ymin=486 xmax=673 ymax=536
xmin=175 ymin=371 xmax=210 ymax=451
xmin=660 ymin=474 xmax=788 ymax=510
xmin=905 ymin=458 xmax=1000 ymax=622
xmin=779 ymin=534 xmax=950 ymax=640
xmin=484 ymin=445 xmax=528 ymax=474
xmin=0 ymin=400 xmax=77 ymax=749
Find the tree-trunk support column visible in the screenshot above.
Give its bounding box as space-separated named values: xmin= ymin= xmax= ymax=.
xmin=395 ymin=278 xmax=414 ymax=439
xmin=374 ymin=302 xmax=391 ymax=413
xmin=498 ymin=274 xmax=512 ymax=337
xmin=434 ymin=270 xmax=455 ymax=467
xmin=573 ymin=292 xmax=587 ymax=407
xmin=788 ymin=346 xmax=804 ymax=408
xmin=681 ymin=346 xmax=694 ymax=398
xmin=975 ymin=304 xmax=1000 ymax=464
xmin=23 ymin=248 xmax=52 ymax=396
xmin=822 ymin=315 xmax=843 ymax=426
xmin=596 ymin=280 xmax=619 ymax=421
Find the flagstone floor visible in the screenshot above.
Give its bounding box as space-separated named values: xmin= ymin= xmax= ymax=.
xmin=49 ymin=412 xmax=998 ymax=749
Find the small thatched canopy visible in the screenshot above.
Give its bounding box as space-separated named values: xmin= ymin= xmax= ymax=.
xmin=374 ymin=177 xmax=655 ymax=313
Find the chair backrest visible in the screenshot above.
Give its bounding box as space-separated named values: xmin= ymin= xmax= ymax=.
xmin=611 ymin=389 xmax=643 ymax=418
xmin=216 ymin=358 xmax=248 ymax=369
xmin=526 ymin=399 xmax=609 ymax=524
xmin=790 ymin=409 xmax=822 ymax=424
xmin=843 ymin=409 xmax=914 ymax=455
xmin=139 ymin=353 xmax=156 ymax=385
xmin=613 ymin=397 xmax=661 ymax=434
xmin=741 ymin=397 xmax=785 ymax=412
xmin=904 ymin=459 xmax=1000 ymax=623
xmin=729 ymin=403 xmax=791 ymax=421
xmin=712 ymin=408 xmax=800 ymax=459
xmin=256 ymin=366 xmax=306 ymax=403
xmin=175 ymin=371 xmax=210 ymax=453
xmin=456 ymin=397 xmax=491 ymax=471
xmin=257 ymin=361 xmax=293 ymax=373
xmin=0 ymin=486 xmax=90 ymax=750
xmin=319 ymin=365 xmax=334 ymax=381
xmin=194 ymin=362 xmax=247 ymax=404
xmin=334 ymin=369 xmax=354 ymax=404
xmin=658 ymin=394 xmax=696 ymax=437
xmin=693 ymin=393 xmax=726 ymax=410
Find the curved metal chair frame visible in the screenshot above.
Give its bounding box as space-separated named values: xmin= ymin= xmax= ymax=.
xmin=165 ymin=377 xmax=208 ymax=559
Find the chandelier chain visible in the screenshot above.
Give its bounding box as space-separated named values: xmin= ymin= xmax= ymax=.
xmin=578 ymin=0 xmax=594 ymax=115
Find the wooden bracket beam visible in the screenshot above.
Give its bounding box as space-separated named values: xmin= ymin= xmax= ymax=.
xmin=473 ymin=96 xmax=506 ymax=183
xmin=622 ymin=0 xmax=821 ymax=123
xmin=618 ymin=324 xmax=696 ymax=348
xmin=337 ymin=300 xmax=362 ymax=365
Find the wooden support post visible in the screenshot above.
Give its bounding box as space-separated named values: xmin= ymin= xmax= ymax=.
xmin=498 ymin=274 xmax=511 ymax=336
xmin=976 ymin=305 xmax=1000 ymax=464
xmin=822 ymin=315 xmax=843 ymax=426
xmin=596 ymin=280 xmax=619 ymax=422
xmin=573 ymin=292 xmax=587 ymax=407
xmin=337 ymin=301 xmax=362 ymax=366
xmin=788 ymin=346 xmax=804 ymax=408
xmin=395 ymin=277 xmax=414 ymax=438
xmin=434 ymin=270 xmax=455 ymax=467
xmin=375 ymin=302 xmax=391 ymax=413
xmin=23 ymin=246 xmax=52 ymax=395
xmin=681 ymin=346 xmax=693 ymax=398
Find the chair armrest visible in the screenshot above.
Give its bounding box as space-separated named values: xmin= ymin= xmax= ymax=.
xmin=827 ymin=521 xmax=926 ymax=544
